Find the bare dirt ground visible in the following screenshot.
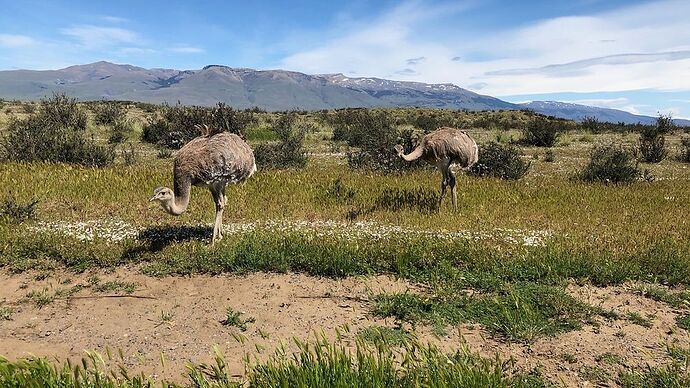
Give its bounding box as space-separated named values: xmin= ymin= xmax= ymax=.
xmin=1 ymin=269 xmax=689 ymax=387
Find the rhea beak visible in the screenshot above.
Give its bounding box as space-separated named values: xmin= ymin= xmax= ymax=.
xmin=149 ymin=195 xmax=158 ymax=202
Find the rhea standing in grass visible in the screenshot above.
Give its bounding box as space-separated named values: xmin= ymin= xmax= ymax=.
xmin=395 ymin=127 xmax=479 ymax=210
xmin=150 ymin=124 xmax=257 ymax=246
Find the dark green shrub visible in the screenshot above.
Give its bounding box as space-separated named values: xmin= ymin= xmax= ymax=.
xmin=469 ymin=142 xmax=530 ymax=180
xmin=577 ymin=143 xmax=640 ymax=184
xmin=254 ymin=112 xmax=307 ymax=168
xmin=107 ymin=119 xmax=133 ymax=144
xmin=639 ymin=115 xmax=672 ymax=163
xmin=521 ymin=116 xmax=561 ymax=147
xmin=0 ymin=193 xmax=38 ymax=223
xmin=328 ymin=109 xmax=420 ymax=172
xmin=581 ymin=116 xmax=601 ymax=133
xmin=39 ymin=93 xmax=87 ymax=131
xmin=678 ymin=137 xmax=690 ymax=163
xmin=141 ymin=102 xmax=255 ymax=149
xmin=0 ymin=94 xmax=113 ymax=167
xmin=93 ymin=101 xmax=125 ymax=125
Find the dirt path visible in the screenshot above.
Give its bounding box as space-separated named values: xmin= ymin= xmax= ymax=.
xmin=1 ymin=269 xmax=688 ymax=386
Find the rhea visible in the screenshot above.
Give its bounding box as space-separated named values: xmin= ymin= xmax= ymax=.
xmin=394 ymin=127 xmax=478 ymax=210
xmin=150 ymin=124 xmax=257 ymax=246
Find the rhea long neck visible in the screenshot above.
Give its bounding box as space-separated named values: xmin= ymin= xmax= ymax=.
xmin=165 ymin=175 xmax=191 ymax=216
xmin=399 ymin=145 xmax=424 ymax=162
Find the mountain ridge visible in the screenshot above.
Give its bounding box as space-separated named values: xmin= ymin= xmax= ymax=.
xmin=0 ymin=61 xmax=686 ymax=125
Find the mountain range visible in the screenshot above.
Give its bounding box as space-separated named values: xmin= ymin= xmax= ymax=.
xmin=1 ymin=61 xmax=687 ymax=126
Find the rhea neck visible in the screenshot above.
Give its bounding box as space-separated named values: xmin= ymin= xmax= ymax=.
xmin=398 ymin=146 xmax=424 ymax=162
xmin=163 ymin=177 xmax=191 ymax=216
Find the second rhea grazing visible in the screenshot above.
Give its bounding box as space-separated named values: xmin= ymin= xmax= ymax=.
xmin=395 ymin=127 xmax=478 ymax=210
xmin=150 ymin=124 xmax=257 ymax=246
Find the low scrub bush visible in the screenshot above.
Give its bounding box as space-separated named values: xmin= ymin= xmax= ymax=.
xmin=141 ymin=102 xmax=255 ymax=149
xmin=678 ymin=137 xmax=690 ymax=163
xmin=0 ymin=93 xmax=113 ymax=166
xmin=521 ymin=116 xmax=561 ymax=147
xmin=107 ymin=119 xmax=134 ymax=144
xmin=577 ymin=143 xmax=640 ymax=184
xmin=468 ymin=142 xmax=530 ymax=180
xmin=254 ymin=112 xmax=308 ymax=168
xmin=92 ymin=101 xmax=125 ymax=125
xmin=0 ymin=193 xmax=38 ymax=223
xmin=639 ymin=115 xmax=672 ymax=163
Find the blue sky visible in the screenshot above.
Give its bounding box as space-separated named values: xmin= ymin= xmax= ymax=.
xmin=1 ymin=0 xmax=689 ymax=118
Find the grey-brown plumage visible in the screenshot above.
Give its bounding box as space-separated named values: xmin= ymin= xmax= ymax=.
xmin=394 ymin=127 xmax=478 ymax=210
xmin=150 ymin=125 xmax=257 ymax=245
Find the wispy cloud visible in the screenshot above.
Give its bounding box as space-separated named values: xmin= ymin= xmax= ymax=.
xmin=0 ymin=34 xmax=35 ymax=47
xmin=486 ymin=51 xmax=690 ymax=76
xmin=281 ymin=0 xmax=690 ymax=100
xmin=170 ymin=46 xmax=205 ymax=54
xmin=406 ymin=56 xmax=426 ymax=65
xmin=101 ymin=16 xmax=129 ymax=23
xmin=60 ymin=25 xmax=140 ymax=47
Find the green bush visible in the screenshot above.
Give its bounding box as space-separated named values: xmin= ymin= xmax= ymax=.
xmin=254 ymin=112 xmax=308 ymax=168
xmin=469 ymin=142 xmax=530 ymax=180
xmin=141 ymin=102 xmax=255 ymax=149
xmin=639 ymin=115 xmax=672 ymax=163
xmin=521 ymin=116 xmax=561 ymax=147
xmin=107 ymin=119 xmax=134 ymax=144
xmin=92 ymin=101 xmax=125 ymax=125
xmin=0 ymin=94 xmax=113 ymax=167
xmin=577 ymin=143 xmax=640 ymax=184
xmin=678 ymin=137 xmax=690 ymax=163
xmin=0 ymin=193 xmax=38 ymax=223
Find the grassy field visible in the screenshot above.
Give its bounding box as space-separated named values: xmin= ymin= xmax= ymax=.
xmin=1 ymin=100 xmax=690 ymax=386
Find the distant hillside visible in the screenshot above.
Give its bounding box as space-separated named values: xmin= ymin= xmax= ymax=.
xmin=0 ymin=61 xmax=686 ymax=125
xmin=0 ymin=61 xmax=514 ymax=111
xmin=519 ymin=101 xmax=690 ymax=126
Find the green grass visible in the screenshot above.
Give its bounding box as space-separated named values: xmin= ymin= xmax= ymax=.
xmin=0 ymin=336 xmax=550 ymax=387
xmin=626 ymin=312 xmax=653 ymax=328
xmin=25 ymin=288 xmax=54 ymax=308
xmin=92 ymin=280 xmax=137 ymax=294
xmin=372 ymin=283 xmax=599 ymax=342
xmin=221 ymin=307 xmax=255 ymax=331
xmin=357 ymin=326 xmax=412 ymax=346
xmin=635 ymin=284 xmax=690 ymax=309
xmin=595 ymin=352 xmax=623 ymax=365
xmin=0 ymin=306 xmax=12 ymax=320
xmin=676 ymin=314 xmax=690 ymax=330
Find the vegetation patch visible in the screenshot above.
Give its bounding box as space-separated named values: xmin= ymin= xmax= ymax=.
xmin=468 ymin=142 xmax=530 ymax=180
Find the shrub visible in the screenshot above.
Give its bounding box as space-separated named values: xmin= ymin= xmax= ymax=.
xmin=0 ymin=193 xmax=38 ymax=223
xmin=581 ymin=116 xmax=601 ymax=133
xmin=39 ymin=93 xmax=88 ymax=131
xmin=93 ymin=101 xmax=125 ymax=125
xmin=639 ymin=115 xmax=672 ymax=163
xmin=577 ymin=143 xmax=640 ymax=184
xmin=107 ymin=119 xmax=134 ymax=144
xmin=254 ymin=112 xmax=308 ymax=168
xmin=678 ymin=137 xmax=690 ymax=163
xmin=544 ymin=149 xmax=555 ymax=162
xmin=521 ymin=116 xmax=561 ymax=147
xmin=141 ymin=102 xmax=255 ymax=149
xmin=0 ymin=94 xmax=113 ymax=167
xmin=328 ymin=109 xmax=419 ymax=172
xmin=469 ymin=142 xmax=530 ymax=180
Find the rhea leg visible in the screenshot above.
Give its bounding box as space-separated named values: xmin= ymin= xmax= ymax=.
xmin=437 ymin=160 xmax=451 ymax=208
xmin=210 ymin=185 xmax=225 ymax=246
xmin=448 ymin=169 xmax=457 ymax=211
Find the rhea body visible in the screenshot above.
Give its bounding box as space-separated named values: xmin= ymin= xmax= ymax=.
xmin=394 ymin=127 xmax=478 ymax=210
xmin=150 ymin=126 xmax=256 ymax=245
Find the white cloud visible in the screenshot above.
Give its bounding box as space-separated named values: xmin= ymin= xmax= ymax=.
xmin=0 ymin=34 xmax=35 ymax=47
xmin=61 ymin=25 xmax=140 ymax=47
xmin=281 ymin=0 xmax=690 ymax=97
xmin=101 ymin=16 xmax=129 ymax=23
xmin=564 ymin=98 xmax=645 ymax=115
xmin=170 ymin=46 xmax=205 ymax=54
